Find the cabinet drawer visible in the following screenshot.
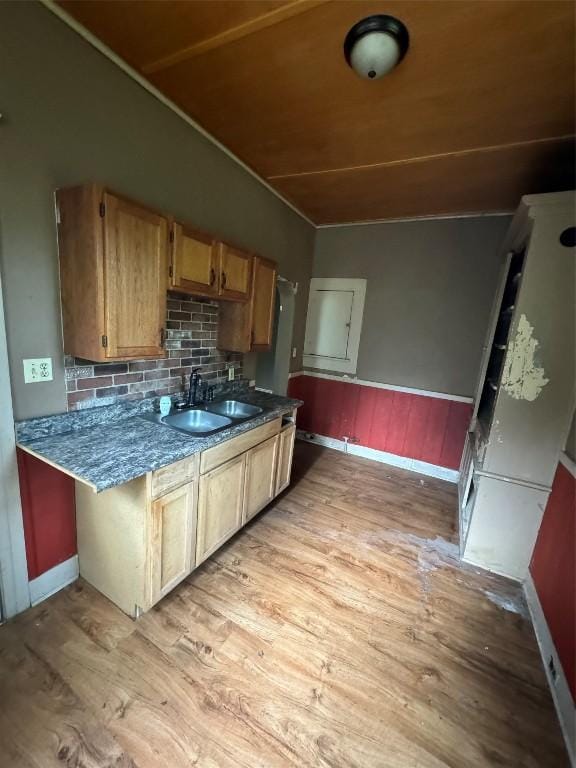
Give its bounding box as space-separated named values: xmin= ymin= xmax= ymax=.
xmin=150 ymin=454 xmax=199 ymax=499
xmin=200 ymin=418 xmax=281 ymax=474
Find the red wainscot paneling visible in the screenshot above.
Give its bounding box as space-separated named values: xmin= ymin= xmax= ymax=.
xmin=288 ymin=374 xmax=472 ymax=470
xmin=530 ymin=460 xmax=576 ymax=701
xmin=17 ymin=449 xmax=77 ymax=580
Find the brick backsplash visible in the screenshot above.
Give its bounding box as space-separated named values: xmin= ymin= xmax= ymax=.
xmin=65 ymin=296 xmax=243 ymax=411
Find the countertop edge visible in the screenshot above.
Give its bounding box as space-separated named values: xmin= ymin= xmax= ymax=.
xmin=17 ymin=396 xmax=302 ymax=493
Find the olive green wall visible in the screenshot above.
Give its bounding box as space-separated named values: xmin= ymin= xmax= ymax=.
xmin=0 ymin=2 xmax=315 ymax=419
xmin=313 ymin=216 xmax=511 ymax=396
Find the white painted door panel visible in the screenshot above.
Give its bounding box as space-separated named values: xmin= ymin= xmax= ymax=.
xmin=303 ymin=278 xmax=367 ymax=375
xmin=304 ymin=290 xmax=353 ymax=359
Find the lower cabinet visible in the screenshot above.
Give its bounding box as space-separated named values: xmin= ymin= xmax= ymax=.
xmin=150 ymin=479 xmax=197 ymax=605
xmin=196 ymin=453 xmax=245 ymax=565
xmin=243 ymin=435 xmax=280 ymax=523
xmin=75 ymin=414 xmax=296 ymax=617
xmin=276 ymin=423 xmax=296 ymax=495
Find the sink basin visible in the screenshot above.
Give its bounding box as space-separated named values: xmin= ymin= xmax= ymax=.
xmin=163 ymin=409 xmax=233 ymax=434
xmin=207 ymin=400 xmax=263 ymax=419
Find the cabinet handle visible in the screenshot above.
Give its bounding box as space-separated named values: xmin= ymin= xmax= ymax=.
xmin=210 ymin=267 xmax=216 ymax=286
xmin=221 ymin=271 xmax=227 ymax=290
xmin=160 ymin=328 xmax=165 ymax=347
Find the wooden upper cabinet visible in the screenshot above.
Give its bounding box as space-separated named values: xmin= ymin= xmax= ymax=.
xmin=57 ymin=184 xmax=168 ymax=361
xmin=104 ymin=193 xmax=168 ymax=359
xmin=218 ymin=254 xmax=277 ymax=353
xmin=251 ymin=256 xmax=277 ymax=350
xmin=170 ymin=223 xmax=218 ymax=297
xmin=218 ymin=242 xmax=252 ymax=301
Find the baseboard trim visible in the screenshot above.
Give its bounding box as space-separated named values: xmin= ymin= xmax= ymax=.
xmin=523 ymin=572 xmax=575 ymax=766
xmin=29 ymin=555 xmax=79 ymax=606
xmin=297 ymin=431 xmax=459 ymax=483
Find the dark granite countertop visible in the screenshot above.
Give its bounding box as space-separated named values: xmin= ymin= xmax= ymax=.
xmin=16 ymin=390 xmax=302 ymax=493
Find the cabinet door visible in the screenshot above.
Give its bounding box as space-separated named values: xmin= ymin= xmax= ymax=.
xmin=150 ymin=479 xmax=197 ymax=606
xmin=217 ymin=255 xmax=278 ymax=353
xmin=103 ymin=192 xmax=168 ymax=359
xmin=196 ymin=454 xmax=245 ymax=564
xmin=243 ymin=435 xmax=279 ymax=524
xmin=218 ymin=243 xmax=252 ymax=301
xmin=251 ymin=256 xmax=277 ymax=350
xmin=170 ymin=223 xmax=219 ymax=297
xmin=276 ymin=423 xmax=296 ymax=495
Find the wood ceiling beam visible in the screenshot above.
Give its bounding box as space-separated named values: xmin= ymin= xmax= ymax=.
xmin=267 ymin=135 xmax=576 ymax=180
xmin=142 ymin=0 xmax=328 ymax=75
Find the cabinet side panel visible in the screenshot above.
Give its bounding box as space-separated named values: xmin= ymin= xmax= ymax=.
xmin=76 ymin=478 xmax=149 ymax=616
xmin=463 ymin=475 xmax=549 ymax=580
xmin=56 ymin=185 xmax=105 ymax=362
xmin=484 ymin=207 xmax=576 ymax=485
xmin=252 ymin=258 xmax=277 ymax=350
xmin=276 ymin=424 xmax=296 ymax=495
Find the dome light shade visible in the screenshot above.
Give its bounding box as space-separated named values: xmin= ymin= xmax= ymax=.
xmin=344 ymin=15 xmax=409 ymax=80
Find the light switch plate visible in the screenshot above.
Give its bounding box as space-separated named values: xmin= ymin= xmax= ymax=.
xmin=228 ymin=367 xmax=235 ymax=382
xmin=23 ymin=358 xmax=53 ymax=383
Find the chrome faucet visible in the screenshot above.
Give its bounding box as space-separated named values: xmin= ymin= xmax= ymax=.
xmin=186 ymin=368 xmax=202 ymax=407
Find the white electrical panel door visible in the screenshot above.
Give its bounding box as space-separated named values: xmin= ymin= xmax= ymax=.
xmin=303 ymin=278 xmax=367 ymax=374
xmin=304 ymin=290 xmax=353 ymax=360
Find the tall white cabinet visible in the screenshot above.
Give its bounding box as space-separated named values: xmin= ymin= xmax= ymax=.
xmin=459 ymin=192 xmax=575 ymax=580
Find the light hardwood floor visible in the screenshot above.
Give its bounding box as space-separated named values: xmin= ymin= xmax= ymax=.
xmin=0 ymin=443 xmax=568 ymax=768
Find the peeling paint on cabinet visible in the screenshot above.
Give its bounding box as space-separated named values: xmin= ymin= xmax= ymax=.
xmin=501 ymin=314 xmax=549 ymax=401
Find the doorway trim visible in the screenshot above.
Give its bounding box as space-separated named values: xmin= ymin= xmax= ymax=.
xmin=0 ymin=270 xmax=30 ymax=620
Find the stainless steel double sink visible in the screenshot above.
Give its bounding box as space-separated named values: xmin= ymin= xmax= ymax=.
xmin=140 ymin=400 xmax=264 ymax=437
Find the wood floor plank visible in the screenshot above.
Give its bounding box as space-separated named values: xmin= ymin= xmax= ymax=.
xmin=0 ymin=443 xmax=569 ymax=767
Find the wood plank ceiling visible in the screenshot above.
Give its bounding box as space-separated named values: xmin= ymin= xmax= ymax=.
xmin=58 ymin=0 xmax=575 ymax=224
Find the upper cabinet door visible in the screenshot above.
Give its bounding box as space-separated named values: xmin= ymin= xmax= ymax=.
xmin=251 ymin=256 xmax=277 ymax=350
xmin=217 ymin=253 xmax=278 ymax=353
xmin=218 ymin=243 xmax=252 ymax=301
xmin=170 ymin=223 xmax=219 ymax=297
xmin=103 ymin=192 xmax=168 ymax=359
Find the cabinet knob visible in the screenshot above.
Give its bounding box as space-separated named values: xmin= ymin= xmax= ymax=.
xmin=210 ymin=267 xmax=216 ymax=286
xmin=221 ymin=271 xmax=227 ymax=290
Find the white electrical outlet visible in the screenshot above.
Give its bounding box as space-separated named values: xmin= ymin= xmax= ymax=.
xmin=228 ymin=367 xmax=235 ymax=382
xmin=292 ymin=347 xmax=297 ymax=359
xmin=23 ymin=358 xmax=53 ymax=383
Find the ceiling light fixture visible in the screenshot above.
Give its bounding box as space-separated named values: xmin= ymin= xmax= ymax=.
xmin=344 ymin=15 xmax=410 ymax=80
